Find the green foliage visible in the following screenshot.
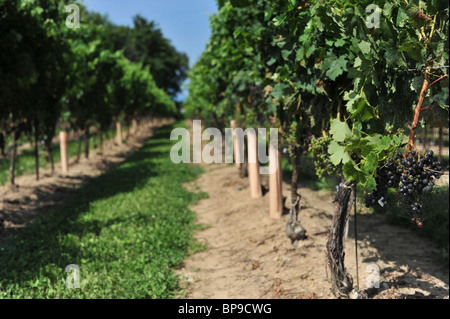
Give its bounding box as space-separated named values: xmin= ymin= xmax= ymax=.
xmin=104 ymin=15 xmax=189 ymax=98
xmin=184 ymin=0 xmax=273 ymax=129
xmin=0 ymin=0 xmax=66 ymax=133
xmin=0 ymin=124 xmax=205 ymax=298
xmin=63 ymin=20 xmax=175 ymax=133
xmin=186 ymin=0 xmax=448 ymax=188
xmin=308 ymin=0 xmax=449 ymax=186
xmin=186 ymin=0 xmax=448 ymax=251
xmin=0 ymin=0 xmax=177 ymax=185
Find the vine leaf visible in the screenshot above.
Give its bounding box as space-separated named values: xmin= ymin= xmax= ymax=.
xmin=334 ymin=38 xmax=346 ymax=48
xmin=358 ymin=41 xmax=371 ymax=55
xmin=363 ymin=152 xmax=378 ymax=173
xmin=327 ymin=56 xmax=348 ymax=81
xmin=328 ymin=140 xmax=351 ymax=166
xmin=343 ymin=161 xmax=367 ymax=185
xmin=330 ymin=118 xmax=351 ymax=142
xmin=398 ymin=41 xmax=424 ymax=61
xmin=365 ymin=134 xmax=390 ymax=153
xmin=344 ymin=91 xmax=375 ymax=122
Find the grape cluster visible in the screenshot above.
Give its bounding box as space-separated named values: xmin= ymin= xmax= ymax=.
xmin=365 ymin=150 xmax=444 ymax=227
xmin=283 ymin=128 xmax=308 ymax=158
xmin=308 ymin=136 xmax=340 ymax=179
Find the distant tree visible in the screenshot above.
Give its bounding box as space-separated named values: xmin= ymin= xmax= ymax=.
xmin=107 ymin=15 xmax=189 ymax=98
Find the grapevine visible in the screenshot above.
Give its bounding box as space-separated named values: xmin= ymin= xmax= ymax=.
xmin=185 ymin=0 xmax=448 ymax=298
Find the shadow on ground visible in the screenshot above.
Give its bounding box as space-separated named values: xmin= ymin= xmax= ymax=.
xmin=0 ymin=124 xmax=180 ymax=287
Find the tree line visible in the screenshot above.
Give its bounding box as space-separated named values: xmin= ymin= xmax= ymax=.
xmin=0 ymin=0 xmax=188 ymax=186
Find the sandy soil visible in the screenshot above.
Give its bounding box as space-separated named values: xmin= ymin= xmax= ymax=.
xmin=0 ymin=118 xmax=173 ymax=243
xmin=178 ymin=163 xmax=449 ymax=299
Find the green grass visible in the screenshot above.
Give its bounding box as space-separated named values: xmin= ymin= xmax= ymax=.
xmin=0 ymin=126 xmax=129 ymax=185
xmin=0 ymin=122 xmax=207 ymax=298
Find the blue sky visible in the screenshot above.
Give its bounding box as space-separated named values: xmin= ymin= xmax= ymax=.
xmin=82 ymin=0 xmax=218 ymax=100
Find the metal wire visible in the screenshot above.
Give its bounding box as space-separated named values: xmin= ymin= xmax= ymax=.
xmin=408 ymin=65 xmax=449 ymax=71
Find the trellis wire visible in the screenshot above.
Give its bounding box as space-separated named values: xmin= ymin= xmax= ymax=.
xmin=408 ymin=65 xmax=449 ymax=71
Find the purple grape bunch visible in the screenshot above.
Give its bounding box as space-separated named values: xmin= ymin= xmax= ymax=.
xmin=365 ymin=150 xmax=443 ymax=227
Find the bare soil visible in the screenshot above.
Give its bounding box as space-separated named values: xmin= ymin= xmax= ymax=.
xmin=179 ymin=163 xmax=449 ymax=299
xmin=0 ymin=118 xmax=173 ymax=243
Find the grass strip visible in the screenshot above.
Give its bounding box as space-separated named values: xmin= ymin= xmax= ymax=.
xmin=0 ymin=122 xmax=207 ymax=298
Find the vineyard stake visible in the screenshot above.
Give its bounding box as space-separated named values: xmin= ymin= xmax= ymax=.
xmin=231 ymin=120 xmax=242 ymax=168
xmin=269 ymin=142 xmax=282 ymax=218
xmin=132 ymin=119 xmax=138 ymax=134
xmin=59 ymin=131 xmax=69 ymax=174
xmin=247 ymin=129 xmax=262 ymax=199
xmin=116 ymin=122 xmax=123 ymax=146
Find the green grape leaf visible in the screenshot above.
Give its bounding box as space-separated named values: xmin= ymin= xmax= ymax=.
xmin=334 ymin=38 xmax=346 ymax=47
xmin=358 ymin=41 xmax=372 ymax=55
xmin=271 ymin=82 xmax=288 ymax=100
xmin=363 ymin=152 xmax=378 ymax=173
xmin=399 ymin=41 xmax=424 ymax=61
xmin=406 ymin=5 xmax=420 ymax=19
xmin=323 ymin=55 xmax=348 ymax=81
xmin=353 ymin=57 xmax=362 ymax=68
xmin=364 ymin=134 xmax=391 ymax=153
xmin=328 ymin=140 xmax=351 ymax=165
xmin=281 ymin=49 xmax=291 ymax=61
xmin=267 ymin=57 xmax=277 ymax=66
xmin=330 ymin=118 xmax=352 ymax=142
xmin=343 ymin=161 xmax=367 ymax=185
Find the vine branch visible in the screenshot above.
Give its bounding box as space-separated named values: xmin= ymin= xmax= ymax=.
xmin=426 ymin=74 xmax=448 ymax=89
xmin=406 ymin=72 xmax=430 ymax=155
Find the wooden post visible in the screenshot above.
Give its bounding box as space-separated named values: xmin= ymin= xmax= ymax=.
xmin=422 ymin=126 xmax=428 ymax=151
xmin=10 ymin=130 xmax=18 ymax=186
xmin=247 ymin=129 xmax=262 ymax=199
xmin=59 ymin=131 xmax=68 ymax=174
xmin=34 ymin=119 xmax=40 ymax=181
xmin=269 ymin=143 xmax=283 ymax=219
xmin=132 ymin=119 xmax=138 ymax=134
xmin=116 ymin=122 xmax=123 ymax=145
xmin=84 ymin=127 xmax=90 ymax=159
xmin=230 ymin=120 xmax=241 ymax=167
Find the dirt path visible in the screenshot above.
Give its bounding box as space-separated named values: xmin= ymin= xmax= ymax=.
xmin=179 ymin=163 xmax=449 ymax=299
xmin=0 ymin=118 xmax=173 ymax=243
